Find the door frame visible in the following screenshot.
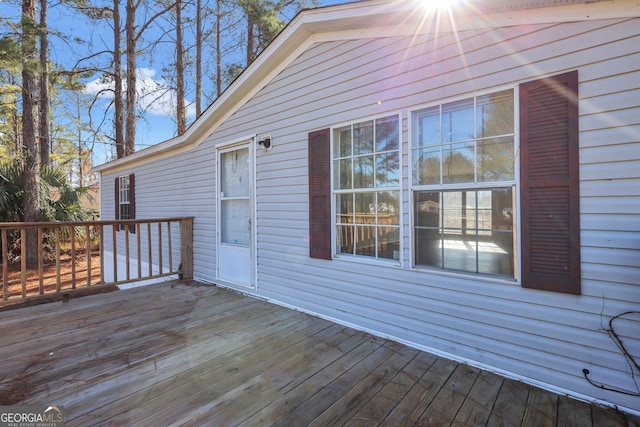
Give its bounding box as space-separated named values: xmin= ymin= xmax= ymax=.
xmin=215 ymin=136 xmax=256 ymax=289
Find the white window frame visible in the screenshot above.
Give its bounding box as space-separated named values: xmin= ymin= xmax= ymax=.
xmin=409 ymin=88 xmax=518 ymax=279
xmin=118 ymin=175 xmax=131 ymax=231
xmin=330 ymin=113 xmax=403 ymax=265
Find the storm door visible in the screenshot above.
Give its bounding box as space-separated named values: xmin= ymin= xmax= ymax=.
xmin=217 ymin=143 xmax=254 ymax=287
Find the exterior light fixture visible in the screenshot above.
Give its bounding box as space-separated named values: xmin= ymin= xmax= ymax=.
xmin=258 ymin=136 xmax=272 ymax=151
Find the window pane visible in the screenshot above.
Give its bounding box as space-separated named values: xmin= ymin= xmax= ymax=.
xmin=476 ymin=190 xmax=492 ymax=232
xmin=443 ymin=142 xmax=474 ymax=184
xmin=221 ymin=199 xmax=249 ymax=245
xmin=119 ymin=176 xmax=130 ymax=203
xmin=442 ymin=98 xmax=474 ymax=142
xmin=461 ymin=191 xmax=479 ymax=234
xmin=414 ymin=188 xmax=515 ymax=277
xmin=378 ymin=190 xmax=400 ymax=225
xmin=336 ymin=193 xmax=353 ymax=224
xmin=376 ymin=152 xmax=399 ymax=187
xmin=353 ymin=121 xmax=374 ymax=155
xmin=334 ymin=125 xmax=352 ymax=158
xmin=220 ymin=149 xmax=249 ymax=197
xmin=337 ymin=225 xmax=354 ymax=255
xmin=415 ymin=228 xmax=441 ymax=268
xmin=375 ymin=116 xmax=399 ymax=152
xmin=442 ymin=191 xmax=462 ymax=231
xmin=489 ymin=188 xmax=513 ymax=232
xmin=478 ymin=231 xmax=514 ymax=276
xmin=355 ymin=225 xmax=376 ymax=257
xmin=334 ymin=158 xmax=352 ymax=190
xmin=378 ymin=227 xmax=400 ymax=260
xmin=412 ymin=146 xmax=440 ymax=185
xmin=477 ymin=136 xmax=514 ymax=182
xmin=476 ymin=90 xmax=514 ymax=138
xmin=414 ymin=191 xmax=440 ymax=228
xmin=355 ymin=192 xmax=375 ymax=224
xmin=354 ymin=155 xmax=374 ymax=188
xmin=415 ymin=107 xmax=440 ymax=147
xmin=443 ymin=234 xmax=477 ymax=272
xmin=120 ymin=204 xmax=130 ymax=220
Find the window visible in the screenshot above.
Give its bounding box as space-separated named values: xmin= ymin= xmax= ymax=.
xmin=115 ymin=174 xmax=135 ymax=231
xmin=333 ymin=115 xmax=401 ymax=261
xmin=119 ymin=176 xmax=131 ymax=220
xmin=308 ymin=72 xmax=579 ymax=293
xmin=412 ymin=90 xmax=515 ymax=277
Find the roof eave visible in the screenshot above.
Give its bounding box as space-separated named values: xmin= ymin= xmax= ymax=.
xmin=95 ymin=0 xmax=639 ymax=174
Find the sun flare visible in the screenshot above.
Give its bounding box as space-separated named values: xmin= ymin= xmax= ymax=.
xmin=417 ymin=0 xmax=461 ymax=10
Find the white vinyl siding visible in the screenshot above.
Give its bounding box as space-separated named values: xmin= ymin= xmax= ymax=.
xmin=100 ymin=15 xmax=640 ymax=413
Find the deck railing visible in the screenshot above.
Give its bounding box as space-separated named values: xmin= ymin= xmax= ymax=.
xmin=0 ymin=217 xmax=193 ymax=305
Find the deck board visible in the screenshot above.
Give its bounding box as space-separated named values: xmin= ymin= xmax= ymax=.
xmin=0 ymin=280 xmax=638 ymax=426
xmin=380 ymin=357 xmax=459 ymax=425
xmin=345 ymin=350 xmax=439 ymax=426
xmin=522 ymin=385 xmax=559 ymax=427
xmin=451 ymin=369 xmax=504 ymax=426
xmin=486 ymin=376 xmax=530 ymax=426
xmin=416 ymin=363 xmax=481 ymax=425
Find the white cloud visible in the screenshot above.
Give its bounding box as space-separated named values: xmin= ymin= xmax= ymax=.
xmin=84 ymin=67 xmax=195 ymax=119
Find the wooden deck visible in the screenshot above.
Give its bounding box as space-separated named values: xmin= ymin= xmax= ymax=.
xmin=0 ymin=280 xmax=637 ymax=426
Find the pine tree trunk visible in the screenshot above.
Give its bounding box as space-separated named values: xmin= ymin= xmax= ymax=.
xmin=22 ymin=0 xmax=41 ymax=266
xmin=11 ymin=74 xmax=21 ymax=152
xmin=175 ymin=0 xmax=185 ymax=135
xmin=195 ymin=0 xmax=202 ymax=116
xmin=216 ymin=1 xmax=221 ymax=97
xmin=247 ymin=19 xmax=254 ymax=66
xmin=39 ymin=0 xmax=50 ymax=167
xmin=125 ymin=0 xmax=136 ymax=156
xmin=114 ymin=0 xmax=125 ymax=159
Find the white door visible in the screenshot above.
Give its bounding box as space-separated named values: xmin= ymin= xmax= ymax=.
xmin=218 ymin=144 xmax=253 ymax=287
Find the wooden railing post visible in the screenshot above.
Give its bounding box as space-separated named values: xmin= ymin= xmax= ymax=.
xmin=20 ymin=228 xmax=26 ymax=298
xmin=38 ymin=227 xmax=44 ymax=294
xmin=180 ymin=218 xmax=194 ymax=280
xmin=99 ymin=224 xmax=104 ymax=285
xmin=2 ymin=229 xmax=7 ymax=301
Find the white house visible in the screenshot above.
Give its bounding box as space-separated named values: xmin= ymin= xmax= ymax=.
xmin=96 ymin=0 xmax=640 ymax=415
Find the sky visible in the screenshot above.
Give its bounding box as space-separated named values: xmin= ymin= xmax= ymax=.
xmin=0 ymin=0 xmax=353 ymax=165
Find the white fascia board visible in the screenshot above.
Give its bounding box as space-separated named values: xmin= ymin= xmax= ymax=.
xmin=95 ymin=20 xmax=314 ymax=174
xmin=310 ymin=0 xmax=639 ymax=43
xmin=95 ymin=0 xmax=639 ymax=174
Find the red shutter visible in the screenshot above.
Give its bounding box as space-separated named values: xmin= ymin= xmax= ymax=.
xmin=520 ymin=71 xmax=580 ymax=294
xmin=129 ymin=174 xmax=136 ymax=233
xmin=308 ymin=129 xmax=332 ymax=260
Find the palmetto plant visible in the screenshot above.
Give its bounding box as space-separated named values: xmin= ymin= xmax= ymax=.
xmin=0 ymin=160 xmax=24 ymax=223
xmin=0 ymin=158 xmax=97 ymax=260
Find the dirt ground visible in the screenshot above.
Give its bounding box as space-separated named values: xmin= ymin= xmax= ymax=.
xmin=0 ymin=249 xmax=114 ymax=310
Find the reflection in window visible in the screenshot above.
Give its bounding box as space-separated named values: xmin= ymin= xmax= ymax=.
xmin=414 ymin=189 xmax=514 ymax=277
xmin=220 ymin=148 xmax=250 ymax=246
xmin=412 ymin=89 xmax=516 ymax=278
xmin=412 ymin=90 xmax=514 ymax=186
xmin=333 ymin=115 xmax=401 ymax=261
